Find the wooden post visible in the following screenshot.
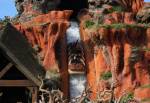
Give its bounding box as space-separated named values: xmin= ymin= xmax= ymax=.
xmin=27 ymin=87 xmax=38 ymax=103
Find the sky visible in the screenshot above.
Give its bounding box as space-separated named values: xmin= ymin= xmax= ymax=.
xmin=0 ymin=0 xmax=150 ymax=19
xmin=0 ymin=0 xmax=17 ymax=19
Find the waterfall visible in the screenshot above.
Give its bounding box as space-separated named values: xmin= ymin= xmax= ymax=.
xmin=69 ymin=74 xmax=86 ymax=100
xmin=66 ymin=21 xmax=81 ymax=43
xmin=66 ymin=21 xmax=86 ymax=100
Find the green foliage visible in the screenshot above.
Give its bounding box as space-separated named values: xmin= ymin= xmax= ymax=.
xmin=84 ymin=21 xmax=150 ymax=29
xmin=99 ymin=23 xmax=126 ymax=29
xmin=107 ymin=6 xmax=124 ymax=13
xmin=130 ymin=47 xmax=150 ymax=52
xmin=100 ymin=71 xmax=112 ymax=80
xmin=84 ymin=20 xmax=95 ymax=28
xmin=98 ymin=23 xmax=150 ymax=29
xmin=119 ymin=92 xmax=134 ymax=103
xmin=141 ymin=98 xmax=150 ymax=103
xmin=142 ymin=47 xmax=150 ymax=52
xmin=110 ymin=23 xmax=126 ymax=29
xmin=140 ymin=84 xmax=150 ymax=89
xmin=0 ymin=17 xmax=10 ymax=26
xmin=97 ymin=15 xmax=104 ymax=24
xmin=32 ymin=5 xmax=39 ymax=11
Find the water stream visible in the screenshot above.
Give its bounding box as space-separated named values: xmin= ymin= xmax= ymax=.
xmin=66 ymin=21 xmax=86 ymax=100
xmin=66 ymin=21 xmax=81 ymax=44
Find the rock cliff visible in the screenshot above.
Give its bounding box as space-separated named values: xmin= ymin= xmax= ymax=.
xmin=80 ymin=1 xmax=150 ymax=101
xmin=14 ymin=10 xmax=72 ymax=97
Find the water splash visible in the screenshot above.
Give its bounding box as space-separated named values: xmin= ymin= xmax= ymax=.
xmin=66 ymin=21 xmax=81 ymax=44
xmin=69 ymin=74 xmax=86 ymax=99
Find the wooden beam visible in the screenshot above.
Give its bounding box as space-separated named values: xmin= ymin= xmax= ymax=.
xmin=0 ymin=80 xmax=36 ymax=87
xmin=0 ymin=63 xmax=13 ymax=79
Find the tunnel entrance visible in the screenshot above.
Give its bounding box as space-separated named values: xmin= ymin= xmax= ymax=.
xmin=59 ymin=0 xmax=88 ymax=19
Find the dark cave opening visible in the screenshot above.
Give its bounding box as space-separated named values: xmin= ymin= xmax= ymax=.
xmin=0 ymin=87 xmax=31 ymax=103
xmin=59 ymin=0 xmax=88 ymax=19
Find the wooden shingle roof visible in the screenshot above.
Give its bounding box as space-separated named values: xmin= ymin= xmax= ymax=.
xmin=0 ymin=23 xmax=45 ymax=86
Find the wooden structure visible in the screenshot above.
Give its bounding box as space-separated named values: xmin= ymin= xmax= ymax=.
xmin=0 ymin=23 xmax=45 ymax=103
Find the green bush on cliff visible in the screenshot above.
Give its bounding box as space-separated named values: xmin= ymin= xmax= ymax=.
xmin=84 ymin=20 xmax=95 ymax=28
xmin=141 ymin=98 xmax=150 ymax=103
xmin=84 ymin=20 xmax=150 ymax=29
xmin=140 ymin=84 xmax=150 ymax=89
xmin=97 ymin=23 xmax=150 ymax=29
xmin=109 ymin=23 xmax=126 ymax=29
xmin=107 ymin=6 xmax=124 ymax=13
xmin=119 ymin=92 xmax=134 ymax=103
xmin=142 ymin=47 xmax=150 ymax=51
xmin=100 ymin=71 xmax=112 ymax=80
xmin=0 ymin=17 xmax=10 ymax=26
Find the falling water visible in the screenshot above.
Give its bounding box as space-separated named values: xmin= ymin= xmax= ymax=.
xmin=66 ymin=21 xmax=81 ymax=43
xmin=66 ymin=21 xmax=86 ymax=100
xmin=69 ymin=74 xmax=86 ymax=100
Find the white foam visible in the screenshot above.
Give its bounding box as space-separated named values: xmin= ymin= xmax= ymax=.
xmin=66 ymin=21 xmax=81 ymax=44
xmin=69 ymin=74 xmax=86 ymax=99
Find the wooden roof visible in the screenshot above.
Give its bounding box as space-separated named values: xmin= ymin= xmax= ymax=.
xmin=0 ymin=23 xmax=45 ymax=86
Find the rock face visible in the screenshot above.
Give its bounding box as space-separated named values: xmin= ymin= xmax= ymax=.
xmin=80 ymin=9 xmax=150 ymax=101
xmin=14 ymin=10 xmax=72 ymax=97
xmin=88 ymin=0 xmax=144 ymax=13
xmin=15 ymin=0 xmax=61 ymax=22
xmin=15 ymin=0 xmax=61 ymax=14
xmin=116 ymin=0 xmax=144 ymax=13
xmin=15 ymin=10 xmax=72 ymax=71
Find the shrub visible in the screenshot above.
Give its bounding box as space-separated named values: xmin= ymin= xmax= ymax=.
xmin=141 ymin=98 xmax=150 ymax=103
xmin=84 ymin=20 xmax=95 ymax=28
xmin=140 ymin=84 xmax=150 ymax=89
xmin=0 ymin=17 xmax=10 ymax=26
xmin=100 ymin=71 xmax=112 ymax=80
xmin=142 ymin=47 xmax=150 ymax=52
xmin=119 ymin=92 xmax=134 ymax=103
xmin=107 ymin=6 xmax=124 ymax=13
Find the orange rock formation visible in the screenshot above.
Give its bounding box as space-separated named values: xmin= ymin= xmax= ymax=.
xmin=117 ymin=0 xmax=144 ymax=13
xmin=80 ymin=11 xmax=150 ymax=100
xmin=14 ymin=10 xmax=72 ymax=97
xmin=15 ymin=10 xmax=72 ymax=70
